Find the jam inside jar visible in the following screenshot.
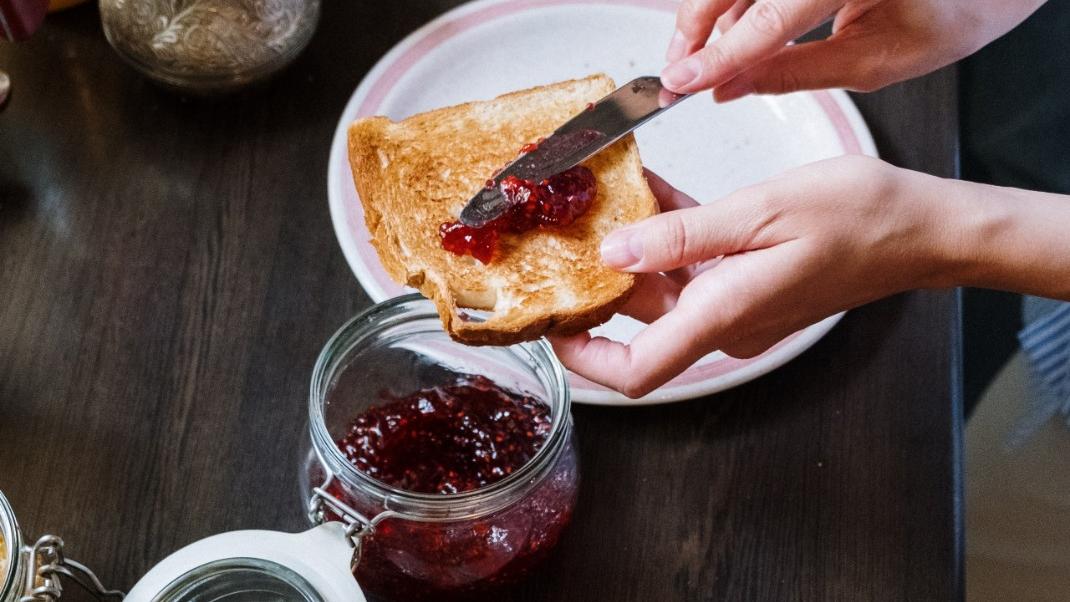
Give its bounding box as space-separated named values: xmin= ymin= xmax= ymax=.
xmin=302 ymin=295 xmax=579 ymax=601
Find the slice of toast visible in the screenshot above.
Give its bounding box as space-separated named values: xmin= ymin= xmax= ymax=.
xmin=347 ymin=74 xmax=657 ymax=345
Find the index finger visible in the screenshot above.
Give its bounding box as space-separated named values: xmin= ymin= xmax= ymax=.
xmin=662 ymin=0 xmax=841 ymax=93
xmin=671 ymin=0 xmax=738 ymax=61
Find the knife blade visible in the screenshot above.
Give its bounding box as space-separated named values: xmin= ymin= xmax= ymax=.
xmin=458 ymin=76 xmax=689 ymax=228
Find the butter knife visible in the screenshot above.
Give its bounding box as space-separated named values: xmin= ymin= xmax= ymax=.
xmin=458 ymin=76 xmax=689 ymax=228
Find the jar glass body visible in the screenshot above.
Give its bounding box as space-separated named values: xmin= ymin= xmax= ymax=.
xmin=300 ymin=295 xmax=580 ymax=601
xmin=0 ymin=493 xmax=26 ymax=602
xmin=99 ymin=0 xmax=321 ymax=93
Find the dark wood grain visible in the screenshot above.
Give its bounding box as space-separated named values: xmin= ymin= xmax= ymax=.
xmin=0 ymin=3 xmax=961 ymax=600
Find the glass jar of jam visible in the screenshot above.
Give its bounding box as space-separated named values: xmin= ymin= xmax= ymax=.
xmin=300 ymin=294 xmax=579 ymax=601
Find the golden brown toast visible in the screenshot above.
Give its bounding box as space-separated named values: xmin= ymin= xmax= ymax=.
xmin=347 ymin=74 xmax=657 ymax=345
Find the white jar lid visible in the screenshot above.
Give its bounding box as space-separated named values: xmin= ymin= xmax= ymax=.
xmin=126 ymin=523 xmax=365 ymax=602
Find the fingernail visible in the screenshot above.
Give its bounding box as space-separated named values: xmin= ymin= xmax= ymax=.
xmin=660 ymin=57 xmax=700 ymax=91
xmin=715 ymin=78 xmax=754 ymax=103
xmin=666 ymin=30 xmax=688 ymax=62
xmin=601 ymin=227 xmax=644 ymax=269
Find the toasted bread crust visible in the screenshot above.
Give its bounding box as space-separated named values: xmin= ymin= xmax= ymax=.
xmin=348 ymin=75 xmax=657 ymax=345
xmin=439 ymin=283 xmax=638 ymax=346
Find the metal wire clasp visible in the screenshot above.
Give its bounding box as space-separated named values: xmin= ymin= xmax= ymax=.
xmin=307 ymin=471 xmax=397 ymax=572
xmin=19 ymin=535 xmax=125 ymax=601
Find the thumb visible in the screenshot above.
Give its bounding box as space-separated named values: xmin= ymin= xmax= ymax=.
xmin=714 ymin=35 xmax=898 ymax=101
xmin=600 ymin=193 xmax=777 ymax=273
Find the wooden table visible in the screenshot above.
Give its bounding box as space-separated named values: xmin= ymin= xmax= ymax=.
xmin=0 ymin=3 xmax=962 ymax=600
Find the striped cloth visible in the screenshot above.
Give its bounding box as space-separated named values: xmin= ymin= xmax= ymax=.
xmin=1014 ymin=299 xmax=1070 ymax=444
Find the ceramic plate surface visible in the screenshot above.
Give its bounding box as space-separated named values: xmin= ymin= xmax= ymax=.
xmin=327 ymin=0 xmax=878 ymax=405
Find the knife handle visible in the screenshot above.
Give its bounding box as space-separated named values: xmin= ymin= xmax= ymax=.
xmin=510 ymin=77 xmax=688 ymax=180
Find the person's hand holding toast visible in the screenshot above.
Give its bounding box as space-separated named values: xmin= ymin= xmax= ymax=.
xmin=551 ymin=157 xmax=1070 ymax=398
xmin=552 ymin=157 xmax=954 ymax=397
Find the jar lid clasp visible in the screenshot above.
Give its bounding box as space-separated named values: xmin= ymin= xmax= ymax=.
xmin=307 ymin=471 xmax=399 ymax=572
xmin=20 ymin=535 xmax=125 ymax=601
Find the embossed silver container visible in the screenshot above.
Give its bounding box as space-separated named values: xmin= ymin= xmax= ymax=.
xmin=100 ymin=0 xmax=321 ymax=94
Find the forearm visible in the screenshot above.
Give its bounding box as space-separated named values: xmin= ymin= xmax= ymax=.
xmin=935 ymin=178 xmax=1070 ymax=300
xmin=962 ymin=0 xmax=1050 ymax=55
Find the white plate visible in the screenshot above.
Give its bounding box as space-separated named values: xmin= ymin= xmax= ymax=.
xmin=327 ymin=0 xmax=878 ymax=405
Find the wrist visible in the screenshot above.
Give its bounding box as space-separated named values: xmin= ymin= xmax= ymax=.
xmin=920 ymin=178 xmax=1070 ymax=299
xmin=897 ymin=174 xmax=1016 ymax=291
xmin=919 ymin=178 xmax=1006 ymax=289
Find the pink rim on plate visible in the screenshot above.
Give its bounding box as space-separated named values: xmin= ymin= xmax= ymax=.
xmin=327 ymin=0 xmax=878 ymax=405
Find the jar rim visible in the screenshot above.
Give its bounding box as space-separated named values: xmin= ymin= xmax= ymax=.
xmin=308 ymin=294 xmax=572 ymax=516
xmin=0 ymin=490 xmax=22 ymax=602
xmin=151 ymin=557 xmax=324 ymax=602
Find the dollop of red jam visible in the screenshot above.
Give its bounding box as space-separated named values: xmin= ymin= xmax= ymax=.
xmin=439 ymin=163 xmax=597 ymax=264
xmin=439 ymin=221 xmax=499 ymax=265
xmin=336 ymin=375 xmax=552 ymax=494
xmin=499 ymin=165 xmax=596 ymax=230
xmin=319 ymin=375 xmax=579 ymax=601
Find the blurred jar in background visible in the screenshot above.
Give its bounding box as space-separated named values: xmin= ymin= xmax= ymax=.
xmin=99 ymin=0 xmax=320 ymax=94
